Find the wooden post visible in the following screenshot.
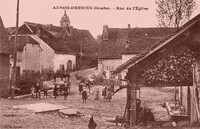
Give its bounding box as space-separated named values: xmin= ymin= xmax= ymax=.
xmin=11 ymin=0 xmax=20 ymax=99
xmin=130 ymin=86 xmax=137 ymax=126
xmin=129 ymin=72 xmax=138 ymax=127
xmin=192 ymin=61 xmax=200 ymax=123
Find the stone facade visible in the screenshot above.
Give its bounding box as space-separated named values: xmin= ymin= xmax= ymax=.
xmin=23 ymin=43 xmax=42 ymax=72
xmin=29 ymin=35 xmax=55 ymax=71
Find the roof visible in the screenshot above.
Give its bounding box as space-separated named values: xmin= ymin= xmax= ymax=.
xmin=15 ymin=22 xmax=99 ymax=56
xmin=13 ymin=22 xmax=75 ymax=54
xmin=44 ymin=24 xmax=99 ymax=56
xmin=0 ymin=16 xmax=12 ymax=54
xmin=9 ymin=35 xmax=40 ymax=51
xmin=122 ymin=37 xmax=163 ymax=54
xmin=98 ymin=27 xmax=175 ymax=59
xmin=113 ymin=14 xmax=200 ymax=75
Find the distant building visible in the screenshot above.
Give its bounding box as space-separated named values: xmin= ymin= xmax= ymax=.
xmin=8 ymin=11 xmax=98 ymax=74
xmin=98 ymin=24 xmax=175 ymax=78
xmin=0 ymin=16 xmax=12 ymax=97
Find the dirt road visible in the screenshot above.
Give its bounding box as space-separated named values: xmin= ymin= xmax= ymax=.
xmin=1 ymin=68 xmax=196 ymax=129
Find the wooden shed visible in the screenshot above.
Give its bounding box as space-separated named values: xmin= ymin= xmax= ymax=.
xmin=113 ymin=14 xmax=200 ymax=126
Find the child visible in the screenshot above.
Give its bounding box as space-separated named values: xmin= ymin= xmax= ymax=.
xmin=102 ymin=87 xmax=107 ymax=99
xmin=63 ymin=83 xmax=68 ymax=100
xmin=82 ymin=90 xmax=88 ymax=103
xmin=30 ymin=85 xmax=35 ymax=98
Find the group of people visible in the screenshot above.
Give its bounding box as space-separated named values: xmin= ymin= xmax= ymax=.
xmin=77 ymin=79 xmax=114 ymax=103
xmin=30 ymin=72 xmax=71 ymax=99
xmin=30 ymin=72 xmax=114 ymax=104
xmin=102 ymin=86 xmax=113 ymax=102
xmin=30 ymin=79 xmax=48 ymax=99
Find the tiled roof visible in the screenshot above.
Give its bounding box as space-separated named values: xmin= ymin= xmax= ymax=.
xmin=0 ymin=16 xmax=12 ymax=54
xmin=98 ymin=27 xmax=175 ymax=59
xmin=122 ymin=37 xmax=163 ymax=54
xmin=113 ymin=14 xmax=200 ymax=74
xmin=16 ymin=22 xmax=98 ymax=56
xmin=45 ymin=25 xmax=99 ymax=56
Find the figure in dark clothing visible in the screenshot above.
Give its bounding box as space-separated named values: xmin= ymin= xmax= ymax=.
xmin=102 ymin=87 xmax=107 ymax=99
xmin=53 ymin=74 xmax=57 ymax=82
xmin=88 ymin=116 xmax=97 ymax=129
xmin=106 ymin=87 xmax=112 ymax=102
xmin=35 ymin=82 xmax=40 ymax=98
xmin=63 ymin=85 xmax=68 ymax=100
xmin=79 ymin=82 xmax=83 ymax=94
xmin=44 ymin=88 xmax=48 ymax=98
xmin=53 ymin=85 xmax=58 ymax=99
xmin=82 ymin=90 xmax=88 ymax=103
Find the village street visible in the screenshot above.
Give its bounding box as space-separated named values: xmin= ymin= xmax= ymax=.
xmin=1 ymin=68 xmax=199 ymax=129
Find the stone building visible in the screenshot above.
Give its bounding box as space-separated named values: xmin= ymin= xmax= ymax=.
xmin=0 ymin=16 xmax=12 ymax=97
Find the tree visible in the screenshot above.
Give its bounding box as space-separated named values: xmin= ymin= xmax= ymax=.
xmin=156 ymin=0 xmax=196 ymax=28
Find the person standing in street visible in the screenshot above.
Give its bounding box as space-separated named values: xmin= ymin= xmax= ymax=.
xmin=43 ymin=88 xmax=48 ymax=98
xmin=30 ymin=85 xmax=35 ymax=98
xmin=106 ymin=87 xmax=112 ymax=102
xmin=53 ymin=85 xmax=58 ymax=99
xmin=35 ymin=81 xmax=41 ymax=98
xmin=63 ymin=82 xmax=69 ymax=100
xmin=79 ymin=81 xmax=84 ymax=94
xmin=95 ymin=88 xmax=100 ymax=100
xmin=102 ymin=86 xmax=107 ymax=99
xmin=82 ymin=90 xmax=88 ymax=103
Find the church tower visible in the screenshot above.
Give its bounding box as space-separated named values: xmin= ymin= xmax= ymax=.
xmin=60 ymin=10 xmax=70 ymax=28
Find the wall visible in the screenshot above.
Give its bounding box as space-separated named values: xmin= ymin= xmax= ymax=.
xmin=53 ymin=53 xmax=76 ymax=72
xmin=0 ymin=54 xmax=10 ymax=97
xmin=10 ymin=51 xmax=23 ymax=74
xmin=122 ymin=54 xmax=136 ymax=64
xmin=22 ymin=43 xmax=41 ymax=72
xmin=29 ymin=35 xmax=55 ymax=71
xmin=98 ymin=59 xmax=122 ymax=78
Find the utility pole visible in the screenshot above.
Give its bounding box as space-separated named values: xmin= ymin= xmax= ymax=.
xmin=11 ymin=0 xmax=20 ymax=99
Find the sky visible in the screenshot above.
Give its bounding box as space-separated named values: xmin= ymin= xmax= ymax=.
xmin=0 ymin=0 xmax=200 ymax=38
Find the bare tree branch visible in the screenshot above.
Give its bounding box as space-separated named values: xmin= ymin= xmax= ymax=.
xmin=155 ymin=0 xmax=196 ymax=28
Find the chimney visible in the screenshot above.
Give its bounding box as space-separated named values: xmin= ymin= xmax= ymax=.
xmin=128 ymin=24 xmax=131 ymax=29
xmin=102 ymin=25 xmax=108 ymax=40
